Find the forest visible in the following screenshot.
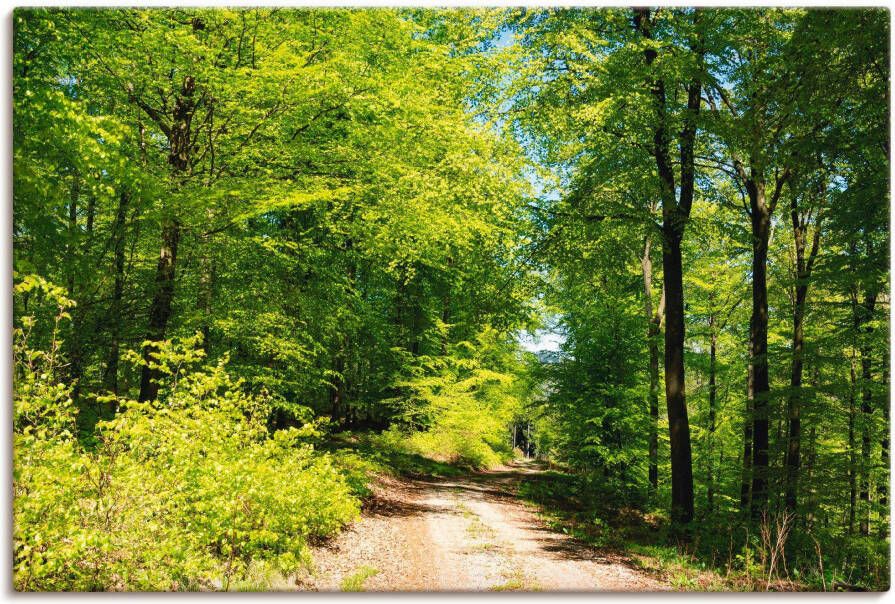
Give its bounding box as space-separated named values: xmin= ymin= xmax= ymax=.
xmin=12 ymin=7 xmax=890 ymax=592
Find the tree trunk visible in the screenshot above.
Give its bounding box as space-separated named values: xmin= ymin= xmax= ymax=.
xmin=748 ymin=179 xmax=772 ymax=521
xmin=857 ymin=289 xmax=877 ymax=536
xmin=785 ymin=189 xmax=823 ymax=516
xmin=784 ymin=284 xmax=805 ymax=514
xmin=879 ymin=365 xmax=889 ymax=538
xmin=633 ymin=7 xmax=701 ymax=525
xmin=137 ymin=75 xmax=196 ymax=403
xmin=138 ymin=219 xmax=181 ymax=402
xmin=663 ymin=232 xmax=694 ymax=523
xmin=102 ymin=190 xmax=130 ymax=402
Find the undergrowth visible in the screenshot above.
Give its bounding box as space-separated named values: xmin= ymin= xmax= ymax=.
xmin=517 ymin=468 xmax=889 ymax=592
xmin=13 ymin=278 xmax=366 ymax=591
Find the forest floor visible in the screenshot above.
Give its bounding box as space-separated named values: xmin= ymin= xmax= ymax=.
xmin=295 ymin=460 xmax=670 ymax=592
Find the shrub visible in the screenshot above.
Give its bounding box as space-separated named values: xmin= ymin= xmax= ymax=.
xmin=13 ymin=278 xmax=361 ymax=591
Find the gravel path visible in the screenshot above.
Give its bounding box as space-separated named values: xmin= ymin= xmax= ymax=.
xmin=297 ymin=461 xmax=669 ymax=592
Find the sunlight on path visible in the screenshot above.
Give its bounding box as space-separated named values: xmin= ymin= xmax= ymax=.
xmin=299 ymin=462 xmax=668 ymax=592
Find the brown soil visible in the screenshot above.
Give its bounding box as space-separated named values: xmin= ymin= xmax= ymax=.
xmin=295 ymin=460 xmax=670 ymax=592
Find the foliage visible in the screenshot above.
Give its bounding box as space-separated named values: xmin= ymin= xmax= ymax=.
xmin=14 ymin=291 xmax=361 ymax=591
xmin=381 ymin=327 xmax=533 ymax=469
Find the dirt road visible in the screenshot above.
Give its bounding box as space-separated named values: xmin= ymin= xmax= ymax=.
xmin=297 ymin=461 xmax=669 ymax=592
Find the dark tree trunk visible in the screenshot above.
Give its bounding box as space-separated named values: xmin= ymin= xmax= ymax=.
xmin=746 ymin=174 xmax=778 ymax=521
xmin=849 ymin=355 xmax=858 ymax=534
xmin=103 ymin=190 xmax=130 ymax=401
xmin=784 ymin=288 xmax=805 ymax=514
xmin=137 ymin=75 xmax=197 ymax=403
xmin=859 ymin=321 xmax=875 ymax=536
xmin=138 ymin=219 xmax=181 ymax=402
xmin=748 ymin=187 xmax=771 ymax=520
xmin=855 ymin=288 xmax=877 ymax=536
xmin=633 ymin=7 xmax=701 ymax=525
xmin=879 ymin=365 xmax=889 ymax=538
xmin=663 ymin=233 xmax=694 ymax=523
xmin=784 ymin=187 xmax=822 ymax=516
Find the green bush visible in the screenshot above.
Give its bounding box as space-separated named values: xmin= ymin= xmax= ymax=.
xmin=13 ymin=278 xmax=361 ymax=591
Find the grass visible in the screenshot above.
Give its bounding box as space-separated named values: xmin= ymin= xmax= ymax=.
xmin=489 ymin=569 xmax=541 ymax=592
xmin=627 ymin=544 xmax=731 ymax=591
xmin=340 ymin=566 xmax=379 ymax=592
xmin=489 ymin=578 xmax=527 ymax=592
xmin=457 ymin=502 xmax=498 ymax=545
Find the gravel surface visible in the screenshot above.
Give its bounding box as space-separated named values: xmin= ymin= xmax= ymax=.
xmin=296 ymin=461 xmax=669 ymax=592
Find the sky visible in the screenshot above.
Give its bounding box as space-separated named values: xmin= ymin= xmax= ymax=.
xmin=518 ymin=328 xmax=565 ymax=353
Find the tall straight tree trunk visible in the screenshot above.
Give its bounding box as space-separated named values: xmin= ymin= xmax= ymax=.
xmin=732 ymin=166 xmax=788 ymax=520
xmin=858 ymin=292 xmax=877 ymax=536
xmin=641 ymin=237 xmax=664 ymax=496
xmin=784 ymin=193 xmax=822 ymax=515
xmin=663 ymin=233 xmax=694 ymax=523
xmin=848 ymin=279 xmax=878 ymax=536
xmin=784 ymin=284 xmax=805 ymax=514
xmin=748 ymin=182 xmax=771 ymax=520
xmin=879 ymin=365 xmax=889 ymax=538
xmin=634 ymin=7 xmax=702 ymax=524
